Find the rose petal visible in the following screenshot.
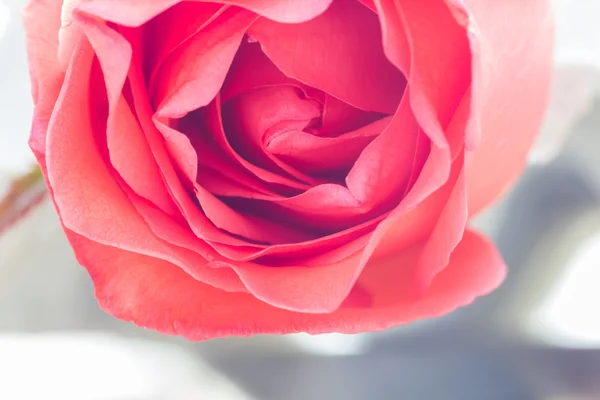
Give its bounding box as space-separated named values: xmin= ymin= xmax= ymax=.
xmin=221 ymin=41 xmax=299 ymax=102
xmin=195 ymin=165 xmax=278 ymax=200
xmin=124 ymin=29 xmax=265 ymax=249
xmin=71 ymin=228 xmax=504 ymax=339
xmin=198 ymin=200 xmax=382 ymax=263
xmin=345 ymin=93 xmax=419 ymax=207
xmin=360 ymin=0 xmax=474 ymax=268
xmin=354 ymin=230 xmax=506 ymax=315
xmin=356 ymin=0 xmax=376 ymax=12
xmin=157 ymin=115 xmax=282 ymax=199
xmin=58 ymin=0 xmax=86 ymax=68
xmin=223 ymin=85 xmax=322 ymax=185
xmin=400 ymin=0 xmax=471 ymax=134
xmin=363 ymin=142 xmax=453 ymax=264
xmin=23 ymin=0 xmax=65 ymax=161
xmin=266 ymin=116 xmax=387 ymax=177
xmin=153 ymin=119 xmax=198 ymax=183
xmin=76 ymin=0 xmax=183 ymax=27
xmin=414 ymin=160 xmax=467 ymax=289
xmin=143 ymin=2 xmax=224 ymax=82
xmin=76 ymin=13 xmax=180 ymax=217
xmin=214 ymin=0 xmax=334 ymax=23
xmin=446 ymin=0 xmax=554 ymax=215
xmin=45 ymin=38 xmax=243 ymax=292
xmin=78 ymin=0 xmax=333 ymax=26
xmin=193 ymin=184 xmax=317 ymax=245
xmin=106 ymin=96 xmax=181 ymax=217
xmin=374 ymin=0 xmax=470 ymax=153
xmin=152 ymin=7 xmax=257 ymax=118
xmin=215 ymin=250 xmax=364 ymax=313
xmin=200 ymin=98 xmax=312 ymax=193
xmin=245 ymin=95 xmax=420 ymax=233
xmin=249 ymin=0 xmax=405 ymax=114
xmin=319 ymin=94 xmax=386 ymax=136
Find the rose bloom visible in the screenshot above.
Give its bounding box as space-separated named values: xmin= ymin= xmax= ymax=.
xmin=23 ymin=0 xmax=552 ymax=339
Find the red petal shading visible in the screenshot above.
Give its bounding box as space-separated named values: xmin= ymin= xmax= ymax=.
xmin=363 ymin=0 xmax=474 ymax=268
xmin=194 ymin=184 xmax=316 ymax=244
xmin=364 ymin=143 xmax=453 ymax=262
xmin=345 ymin=94 xmax=418 ymax=207
xmin=223 ymin=86 xmax=322 ymax=184
xmin=45 ymin=38 xmax=244 ymax=292
xmin=247 ymin=97 xmax=420 ymax=233
xmin=356 ymin=0 xmax=376 ymax=12
xmin=374 ymin=0 xmax=469 ymax=157
xmin=214 ymin=0 xmax=334 ymax=23
xmin=398 ymin=0 xmax=471 ymax=140
xmin=266 ymin=116 xmax=387 ymax=176
xmin=77 ymin=12 xmax=180 ymax=217
xmin=201 ymin=203 xmax=383 ymax=263
xmin=214 ymin=250 xmax=365 ymax=313
xmin=249 ymin=0 xmax=405 ymax=114
xmin=106 ymin=97 xmax=181 ymax=217
xmin=447 ymin=0 xmax=553 ymax=215
xmin=153 ymin=118 xmax=199 ymax=183
xmin=143 ymin=2 xmax=224 ymax=83
xmin=69 ymin=228 xmax=504 ymax=339
xmin=319 ymin=94 xmax=386 ymax=136
xmin=221 ymin=41 xmax=298 ymax=102
xmin=200 ymin=99 xmax=312 ymax=192
xmin=128 ymin=30 xmax=266 ymax=249
xmin=152 ymin=7 xmax=257 ymax=118
xmin=195 ymin=165 xmax=278 ymax=200
xmin=158 ymin=116 xmax=283 ymax=199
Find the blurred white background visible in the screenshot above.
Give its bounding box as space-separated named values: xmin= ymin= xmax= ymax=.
xmin=1 ymin=0 xmax=600 ymax=399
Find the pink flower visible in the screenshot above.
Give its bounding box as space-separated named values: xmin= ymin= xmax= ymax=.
xmin=23 ymin=0 xmax=553 ymax=339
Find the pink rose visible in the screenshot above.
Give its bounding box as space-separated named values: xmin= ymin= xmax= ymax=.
xmin=23 ymin=0 xmax=553 ymax=339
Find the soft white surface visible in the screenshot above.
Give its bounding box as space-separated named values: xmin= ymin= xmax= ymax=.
xmin=0 ymin=0 xmax=35 ymax=176
xmin=530 ymin=231 xmax=600 ymax=347
xmin=0 ymin=333 xmax=254 ymax=400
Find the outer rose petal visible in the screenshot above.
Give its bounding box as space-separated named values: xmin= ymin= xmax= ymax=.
xmin=448 ymin=0 xmax=553 ymax=215
xmin=44 ymin=36 xmax=244 ymax=292
xmin=22 ymin=0 xmax=64 ymax=160
xmin=75 ymin=0 xmax=333 ymax=26
xmin=66 ymin=229 xmax=504 ymax=339
xmin=74 ymin=12 xmax=180 ymax=218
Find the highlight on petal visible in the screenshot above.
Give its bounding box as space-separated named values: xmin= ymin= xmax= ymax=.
xmin=75 ymin=0 xmax=183 ymax=27
xmin=23 ymin=0 xmax=65 ymax=159
xmin=447 ymin=0 xmax=554 ymax=215
xmin=217 ymin=0 xmax=334 ymax=23
xmin=77 ymin=0 xmax=333 ymax=26
xmin=152 ymin=7 xmax=257 ymax=118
